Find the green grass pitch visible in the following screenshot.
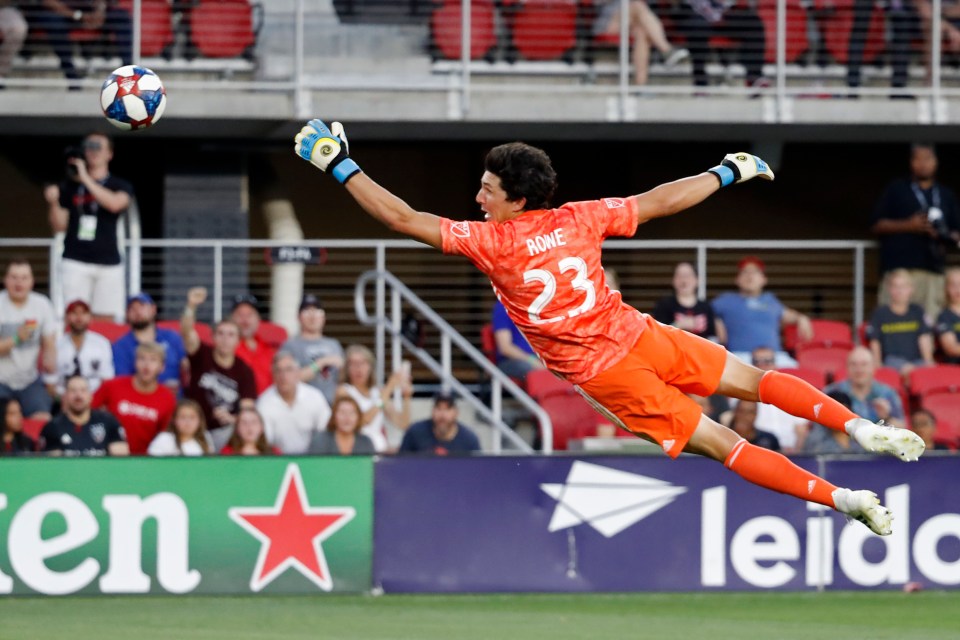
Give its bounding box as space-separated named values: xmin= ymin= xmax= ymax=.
xmin=1 ymin=592 xmax=955 ymax=640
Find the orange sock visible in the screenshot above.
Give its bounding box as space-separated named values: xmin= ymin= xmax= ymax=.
xmin=724 ymin=440 xmax=838 ymax=508
xmin=758 ymin=370 xmax=858 ymax=432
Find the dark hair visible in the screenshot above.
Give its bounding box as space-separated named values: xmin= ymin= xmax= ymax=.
xmin=227 ymin=407 xmax=273 ymax=455
xmin=5 ymin=257 xmax=32 ymax=276
xmin=86 ymin=132 xmax=114 ymax=151
xmin=0 ymin=398 xmax=32 ymax=456
xmin=168 ymin=399 xmax=211 ymax=455
xmin=826 ymin=389 xmax=852 ymax=409
xmin=911 ymin=407 xmax=937 ymax=424
xmin=911 ymin=142 xmax=936 ymax=157
xmin=484 ymin=142 xmax=557 ymax=211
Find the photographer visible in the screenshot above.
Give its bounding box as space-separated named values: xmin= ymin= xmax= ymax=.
xmin=45 ymin=132 xmax=134 ymax=322
xmin=870 ymin=143 xmax=960 ymax=319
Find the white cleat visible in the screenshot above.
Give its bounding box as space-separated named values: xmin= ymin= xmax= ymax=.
xmin=845 ymin=418 xmax=925 ymax=462
xmin=832 ymin=488 xmax=893 ymax=536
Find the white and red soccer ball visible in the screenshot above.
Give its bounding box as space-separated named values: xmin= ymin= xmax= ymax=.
xmin=100 ymin=65 xmax=166 ymax=131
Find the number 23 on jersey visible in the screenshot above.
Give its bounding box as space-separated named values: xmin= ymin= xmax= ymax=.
xmin=523 ymin=256 xmax=597 ymax=324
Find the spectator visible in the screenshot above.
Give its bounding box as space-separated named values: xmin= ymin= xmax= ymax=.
xmin=56 ymin=298 xmax=114 ymax=397
xmin=231 ymin=293 xmax=276 ymax=395
xmin=399 ymin=391 xmax=481 ymax=455
xmin=711 ymin=256 xmax=812 ymax=367
xmin=45 ymin=133 xmax=133 ymax=320
xmin=492 ymin=299 xmax=543 ymax=383
xmin=909 ymin=407 xmax=953 ymax=451
xmin=30 ymin=1 xmax=132 ymax=85
xmin=93 ymin=341 xmax=176 ymax=455
xmin=220 ymin=406 xmax=278 ymax=455
xmin=0 ymin=258 xmax=57 ymax=421
xmin=870 ymin=143 xmax=960 ymax=318
xmin=1 ymin=398 xmax=35 ymax=455
xmin=181 ymin=287 xmax=257 ymax=450
xmin=256 ymin=351 xmax=331 ymax=455
xmin=866 ymin=269 xmax=935 ymax=376
xmin=726 ymin=399 xmax=780 ymax=451
xmin=936 ymin=267 xmax=960 ymax=363
xmin=147 ymin=399 xmax=213 ymax=457
xmin=592 ymin=0 xmax=689 ymax=86
xmin=0 ymin=2 xmax=27 ymax=87
xmin=309 ymin=395 xmax=376 ymax=456
xmin=280 ymin=293 xmax=344 ymax=405
xmin=741 ymin=346 xmax=809 ymax=453
xmin=847 ymin=0 xmax=915 ymax=96
xmin=336 ymin=344 xmax=412 ymax=453
xmin=40 ymin=374 xmax=128 ymax=456
xmin=825 ymin=346 xmax=906 ymax=428
xmin=679 ymin=0 xmax=767 ymax=91
xmin=113 ymin=292 xmax=187 ymax=393
xmin=652 ymin=261 xmax=725 ymax=342
xmin=803 ymin=390 xmax=867 ymax=455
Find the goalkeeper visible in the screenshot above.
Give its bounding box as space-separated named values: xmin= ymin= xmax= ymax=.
xmin=295 ymin=120 xmax=925 ymax=536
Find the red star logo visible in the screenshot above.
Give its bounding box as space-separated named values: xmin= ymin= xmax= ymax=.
xmin=229 ymin=464 xmax=355 ymax=592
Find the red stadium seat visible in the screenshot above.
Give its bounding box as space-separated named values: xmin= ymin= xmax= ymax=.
xmin=908 ymin=364 xmax=960 ymax=399
xmin=188 ymin=0 xmax=258 ymax=59
xmin=918 ymin=391 xmax=960 ymax=448
xmin=256 ymin=321 xmax=288 ymax=349
xmin=756 ymin=0 xmax=809 ymax=64
xmin=538 ymin=392 xmax=600 ymax=450
xmin=777 ymin=366 xmax=826 ymax=390
xmin=430 ymin=0 xmax=497 ymax=61
xmin=116 ymin=0 xmax=174 ymax=57
xmin=156 ymin=319 xmax=213 ymax=346
xmin=817 ymin=0 xmax=886 ymax=65
xmin=87 ymin=320 xmax=129 ymax=343
xmin=796 ymin=345 xmax=851 ymax=384
xmin=783 ymin=319 xmax=854 ymax=354
xmin=21 ymin=418 xmax=46 ymax=444
xmin=480 ymin=323 xmax=497 ymax=363
xmin=527 ymin=368 xmax=574 ymax=400
xmin=505 ymin=0 xmax=578 ymax=61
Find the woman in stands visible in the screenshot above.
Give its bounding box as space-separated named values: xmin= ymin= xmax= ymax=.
xmin=221 ymin=406 xmax=278 ymax=456
xmin=0 ymin=398 xmax=35 ymax=456
xmin=147 ymin=399 xmax=213 ymax=457
xmin=594 ymin=0 xmax=689 ymax=85
xmin=309 ymin=396 xmax=376 ymax=456
xmin=335 ymin=344 xmax=412 ymax=453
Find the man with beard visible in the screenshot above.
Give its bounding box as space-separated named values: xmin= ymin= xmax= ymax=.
xmin=93 ymin=341 xmax=175 ymax=455
xmin=40 ymin=374 xmax=128 ymax=457
xmin=112 ymin=292 xmax=186 ymax=393
xmin=55 ymin=298 xmax=114 ymax=397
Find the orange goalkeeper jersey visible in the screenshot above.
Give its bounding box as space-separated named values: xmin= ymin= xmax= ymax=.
xmin=440 ymin=197 xmax=647 ymax=384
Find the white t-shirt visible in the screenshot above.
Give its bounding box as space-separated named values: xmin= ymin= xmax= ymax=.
xmin=755 ymin=402 xmax=807 ymax=450
xmin=56 ymin=330 xmax=115 ymax=396
xmin=0 ymin=291 xmax=57 ymax=390
xmin=342 ymin=383 xmax=388 ymax=452
xmin=257 ymin=383 xmax=331 ymax=455
xmin=147 ymin=431 xmax=214 ymax=457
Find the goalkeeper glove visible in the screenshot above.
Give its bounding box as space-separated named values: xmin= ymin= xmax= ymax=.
xmin=708 ymin=153 xmax=775 ymax=187
xmin=294 ymin=119 xmax=362 ymax=184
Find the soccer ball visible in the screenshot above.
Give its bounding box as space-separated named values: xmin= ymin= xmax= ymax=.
xmin=100 ymin=65 xmax=167 ymax=131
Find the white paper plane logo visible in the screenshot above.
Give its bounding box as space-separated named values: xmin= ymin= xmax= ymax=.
xmin=540 ymin=461 xmax=687 ymax=538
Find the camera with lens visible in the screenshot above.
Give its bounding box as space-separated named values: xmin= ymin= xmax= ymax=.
xmin=63 ymin=145 xmax=85 ymax=179
xmin=927 ymin=207 xmax=957 ymax=248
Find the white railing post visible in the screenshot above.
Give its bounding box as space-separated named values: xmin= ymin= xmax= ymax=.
xmin=376 ymin=243 xmax=387 ymax=387
xmin=697 ymin=243 xmax=707 ymax=301
xmin=132 ymin=0 xmax=142 ymax=65
xmin=491 ymin=377 xmax=502 ymax=454
xmin=213 ymin=242 xmax=223 ymax=322
xmin=294 ymin=0 xmax=306 ymax=118
xmin=460 ymin=0 xmax=471 ymax=118
xmin=775 ymin=0 xmax=787 ymax=121
xmin=932 ymin=0 xmax=943 ymax=121
xmin=854 ymin=242 xmax=865 ymax=330
xmin=618 ymin=0 xmax=629 ymax=118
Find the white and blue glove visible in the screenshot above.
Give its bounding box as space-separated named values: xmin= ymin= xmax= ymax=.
xmin=708 ymin=153 xmax=775 ymax=187
xmin=294 ymin=119 xmax=362 ymax=184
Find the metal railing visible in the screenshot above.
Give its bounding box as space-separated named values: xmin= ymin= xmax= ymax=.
xmin=3 ymin=0 xmax=960 ymax=123
xmin=354 ymin=269 xmax=552 ymax=454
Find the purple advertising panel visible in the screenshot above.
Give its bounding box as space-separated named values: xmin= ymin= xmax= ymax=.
xmin=373 ymin=456 xmax=960 ymax=593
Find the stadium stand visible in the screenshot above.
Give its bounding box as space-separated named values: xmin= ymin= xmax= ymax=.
xmin=796 ymin=344 xmax=851 ymax=384
xmin=908 ymin=364 xmax=960 ymax=399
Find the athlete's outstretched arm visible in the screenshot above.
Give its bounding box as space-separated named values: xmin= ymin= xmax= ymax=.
xmin=634 ymin=153 xmax=775 ymax=225
xmin=294 ymin=119 xmax=443 ymax=249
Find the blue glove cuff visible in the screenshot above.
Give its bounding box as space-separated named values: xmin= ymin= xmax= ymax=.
xmin=709 ymin=164 xmax=735 ymax=187
xmin=332 ymin=158 xmax=361 ymax=184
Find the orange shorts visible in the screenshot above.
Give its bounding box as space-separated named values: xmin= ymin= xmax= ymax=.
xmin=576 ymin=315 xmax=728 ymax=458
